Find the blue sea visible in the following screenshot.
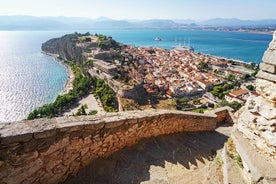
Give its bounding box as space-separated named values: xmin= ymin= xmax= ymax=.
xmin=0 ymin=30 xmax=272 ymax=122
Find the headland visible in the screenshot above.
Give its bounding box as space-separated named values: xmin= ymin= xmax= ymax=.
xmin=28 ymin=32 xmax=259 ymax=120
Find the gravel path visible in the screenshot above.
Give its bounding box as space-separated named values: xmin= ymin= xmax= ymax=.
xmin=63 ymin=94 xmax=105 ymax=116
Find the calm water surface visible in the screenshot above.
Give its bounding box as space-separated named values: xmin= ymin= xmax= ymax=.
xmin=0 ymin=31 xmax=68 ymax=122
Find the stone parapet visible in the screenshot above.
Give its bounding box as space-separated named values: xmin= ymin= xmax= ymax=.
xmin=0 ymin=109 xmax=231 ymax=184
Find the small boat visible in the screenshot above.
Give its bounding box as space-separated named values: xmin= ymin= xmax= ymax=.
xmin=154 ymin=37 xmax=162 ymax=41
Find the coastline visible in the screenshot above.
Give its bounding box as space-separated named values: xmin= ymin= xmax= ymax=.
xmin=61 ymin=61 xmax=74 ymax=95
xmin=235 ymin=30 xmax=274 ymax=35
xmin=41 ymin=51 xmax=105 ymax=117
xmin=42 ymin=51 xmax=75 ymax=96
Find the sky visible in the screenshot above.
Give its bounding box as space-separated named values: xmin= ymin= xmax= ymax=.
xmin=0 ymin=0 xmax=275 ymax=20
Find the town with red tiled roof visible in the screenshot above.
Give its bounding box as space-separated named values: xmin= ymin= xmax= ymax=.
xmin=120 ymin=46 xmax=230 ymax=97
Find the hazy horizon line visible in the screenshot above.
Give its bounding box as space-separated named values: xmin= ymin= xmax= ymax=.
xmin=1 ymin=14 xmax=276 ymax=22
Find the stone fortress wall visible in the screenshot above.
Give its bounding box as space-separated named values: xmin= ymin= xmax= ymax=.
xmin=0 ymin=107 xmax=232 ymax=184
xmin=232 ymin=31 xmax=276 ymax=183
xmin=236 ymin=31 xmax=276 ymax=156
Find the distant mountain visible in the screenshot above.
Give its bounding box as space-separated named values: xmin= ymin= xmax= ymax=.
xmin=135 ymin=19 xmax=179 ymax=28
xmin=173 ymin=19 xmax=196 ymax=25
xmin=0 ymin=15 xmax=276 ymax=30
xmin=91 ymin=19 xmax=133 ymax=29
xmin=0 ymin=15 xmax=68 ymax=30
xmin=199 ymin=18 xmax=276 ymax=26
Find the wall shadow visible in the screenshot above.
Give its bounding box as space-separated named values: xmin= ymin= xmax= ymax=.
xmin=64 ymin=131 xmax=228 ymax=184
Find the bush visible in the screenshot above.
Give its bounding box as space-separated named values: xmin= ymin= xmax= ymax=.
xmin=211 ymin=83 xmax=234 ymax=99
xmin=91 ymin=76 xmax=118 ymax=112
xmin=75 ymin=105 xmax=87 ymax=116
xmin=88 ymin=110 xmax=98 ymax=115
xmin=27 ymin=62 xmax=92 ymax=120
xmin=246 ymin=84 xmax=254 ymax=91
xmin=216 ymin=100 xmax=242 ymax=112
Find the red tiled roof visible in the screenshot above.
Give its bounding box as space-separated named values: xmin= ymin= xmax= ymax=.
xmin=229 ymin=89 xmax=248 ymax=97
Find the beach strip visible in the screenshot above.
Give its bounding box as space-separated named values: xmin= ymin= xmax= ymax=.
xmin=41 ymin=51 xmax=75 ymax=95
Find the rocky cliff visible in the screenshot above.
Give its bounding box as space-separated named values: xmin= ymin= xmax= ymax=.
xmin=41 ymin=33 xmax=83 ymax=62
xmin=236 ymin=31 xmax=276 ymax=156
xmin=232 ymin=31 xmax=276 ymax=183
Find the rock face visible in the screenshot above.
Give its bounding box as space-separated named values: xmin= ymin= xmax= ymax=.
xmin=237 ymin=31 xmax=276 ymax=156
xmin=41 ymin=33 xmax=84 ymax=62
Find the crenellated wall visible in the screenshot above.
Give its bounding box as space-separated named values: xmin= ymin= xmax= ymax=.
xmin=0 ymin=108 xmax=232 ymax=184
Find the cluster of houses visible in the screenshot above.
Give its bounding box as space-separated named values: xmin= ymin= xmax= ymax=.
xmin=80 ymin=36 xmax=258 ymax=103
xmin=121 ymin=46 xmax=231 ymax=97
xmin=225 ymin=89 xmax=258 ymax=104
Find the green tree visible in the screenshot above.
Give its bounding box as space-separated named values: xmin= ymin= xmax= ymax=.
xmin=246 ymin=84 xmax=254 ymax=91
xmin=227 ymin=74 xmax=236 ymax=81
xmin=199 ymin=61 xmax=209 ymax=71
xmin=229 ymin=101 xmax=242 ymax=111
xmin=244 ymin=74 xmax=251 ymax=79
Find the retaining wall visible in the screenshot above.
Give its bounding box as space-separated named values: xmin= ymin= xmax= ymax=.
xmin=0 ymin=108 xmax=232 ymax=184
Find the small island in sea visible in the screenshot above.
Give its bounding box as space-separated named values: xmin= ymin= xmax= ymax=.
xmin=27 ymin=32 xmax=259 ymax=120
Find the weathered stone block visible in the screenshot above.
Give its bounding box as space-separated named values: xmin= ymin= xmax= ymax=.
xmin=83 ymin=135 xmax=92 ymax=146
xmin=256 ymin=70 xmax=276 ymax=83
xmin=256 ymin=78 xmax=276 ymax=102
xmin=125 ymin=118 xmax=138 ymax=124
xmin=105 ymin=120 xmax=125 ymax=129
xmin=261 ymin=131 xmax=276 ymax=147
xmin=3 ymin=158 xmax=43 ymax=184
xmin=247 ymin=96 xmax=276 ymax=120
xmin=260 ymin=62 xmax=276 ymax=74
xmin=262 ymin=50 xmax=276 ymax=66
xmin=41 ymin=136 xmax=69 ymax=156
xmin=262 ymin=31 xmax=276 ymax=65
xmin=68 ymin=138 xmax=83 ymax=151
xmin=34 ymin=129 xmax=57 ymax=139
xmin=93 ymin=121 xmax=105 ymax=129
xmin=52 ymin=162 xmax=69 ymax=175
xmin=9 ymin=151 xmax=39 ymax=166
xmin=1 ymin=133 xmax=33 ymax=144
xmin=23 ymin=137 xmax=55 ymax=153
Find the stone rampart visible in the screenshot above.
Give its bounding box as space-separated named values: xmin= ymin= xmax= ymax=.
xmin=0 ymin=108 xmax=232 ymax=184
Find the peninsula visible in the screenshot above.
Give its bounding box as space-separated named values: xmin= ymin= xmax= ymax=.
xmin=28 ymin=32 xmax=259 ymax=119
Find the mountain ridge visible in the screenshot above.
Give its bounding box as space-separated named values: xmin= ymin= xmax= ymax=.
xmin=0 ymin=15 xmax=276 ymax=30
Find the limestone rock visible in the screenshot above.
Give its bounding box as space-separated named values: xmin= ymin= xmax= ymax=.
xmin=262 ymin=31 xmax=276 ymax=65
xmin=256 ymin=70 xmax=276 ymax=83
xmin=261 ymin=131 xmax=276 ymax=147
xmin=259 ymin=62 xmax=276 ymax=74
xmin=256 ymin=78 xmax=276 ymax=102
xmin=236 ymin=31 xmax=276 ymax=158
xmin=246 ymin=96 xmax=276 ymax=120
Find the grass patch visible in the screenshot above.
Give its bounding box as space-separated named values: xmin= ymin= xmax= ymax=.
xmin=88 ymin=110 xmax=98 ymax=115
xmin=191 ymin=107 xmax=208 ymax=113
xmin=226 ymin=138 xmax=243 ymax=168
